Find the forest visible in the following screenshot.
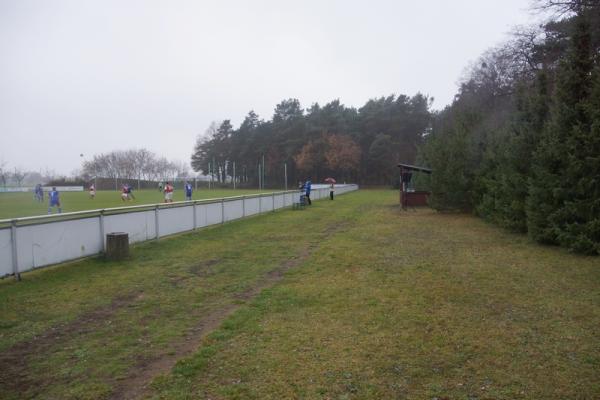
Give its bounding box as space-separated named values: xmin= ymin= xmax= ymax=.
xmin=192 ymin=0 xmax=599 ymax=254
xmin=190 ymin=95 xmax=431 ymax=187
xmin=420 ymin=0 xmax=600 ymax=254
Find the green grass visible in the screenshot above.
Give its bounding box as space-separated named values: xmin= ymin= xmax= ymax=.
xmin=0 ymin=188 xmax=273 ymax=219
xmin=1 ymin=190 xmax=599 ymax=399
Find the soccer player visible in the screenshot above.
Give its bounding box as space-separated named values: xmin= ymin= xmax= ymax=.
xmin=164 ymin=181 xmax=174 ymax=203
xmin=34 ymin=184 xmax=44 ymax=202
xmin=48 ymin=187 xmax=62 ymax=214
xmin=184 ymin=181 xmax=193 ymax=201
xmin=126 ymin=184 xmax=135 ymax=200
xmin=121 ymin=184 xmax=129 ymax=201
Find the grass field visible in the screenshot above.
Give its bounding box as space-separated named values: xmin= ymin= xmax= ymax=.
xmin=0 ymin=189 xmax=273 ymax=220
xmin=0 ymin=190 xmax=599 ymax=399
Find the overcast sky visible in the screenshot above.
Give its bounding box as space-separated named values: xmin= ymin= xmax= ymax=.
xmin=0 ymin=0 xmax=537 ymax=175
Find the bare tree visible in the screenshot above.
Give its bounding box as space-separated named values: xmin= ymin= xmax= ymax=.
xmin=532 ymin=0 xmax=600 ymax=17
xmin=0 ymin=161 xmax=7 ymax=187
xmin=12 ymin=167 xmax=27 ymax=187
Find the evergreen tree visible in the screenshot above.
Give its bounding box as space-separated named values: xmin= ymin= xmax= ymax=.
xmin=478 ymin=71 xmax=550 ymax=231
xmin=527 ymin=11 xmax=598 ymax=252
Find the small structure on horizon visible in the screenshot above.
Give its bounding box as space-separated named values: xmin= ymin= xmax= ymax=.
xmin=397 ymin=163 xmax=432 ymax=209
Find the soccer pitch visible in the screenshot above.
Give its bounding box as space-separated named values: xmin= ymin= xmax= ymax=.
xmin=0 ymin=189 xmax=274 ymax=220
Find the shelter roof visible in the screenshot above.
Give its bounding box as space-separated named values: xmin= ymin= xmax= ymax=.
xmin=397 ymin=163 xmax=432 ymax=174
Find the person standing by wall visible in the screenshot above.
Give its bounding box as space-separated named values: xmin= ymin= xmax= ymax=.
xmin=329 ymin=183 xmax=334 ymax=200
xmin=48 ymin=187 xmax=61 ymax=214
xmin=305 ymin=178 xmax=312 ymax=205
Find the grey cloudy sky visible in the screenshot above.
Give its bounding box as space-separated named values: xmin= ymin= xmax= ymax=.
xmin=0 ymin=0 xmax=536 ymax=175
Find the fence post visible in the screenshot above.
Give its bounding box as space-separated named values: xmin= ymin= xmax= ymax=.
xmin=242 ymin=196 xmax=246 ymax=217
xmin=99 ymin=210 xmax=105 ymax=252
xmin=11 ymin=220 xmax=20 ymax=281
xmin=193 ymin=201 xmax=197 ymax=230
xmin=259 ymin=195 xmax=262 ymax=214
xmin=272 ymin=192 xmax=275 ymax=212
xmin=221 ymin=198 xmax=225 ymax=224
xmin=155 ymin=205 xmax=160 ymax=239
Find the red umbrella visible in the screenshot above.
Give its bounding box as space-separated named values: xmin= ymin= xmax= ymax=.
xmin=324 ymin=177 xmax=336 ymax=184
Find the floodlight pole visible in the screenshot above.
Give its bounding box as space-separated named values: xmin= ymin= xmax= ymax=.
xmin=258 ymin=162 xmax=261 ymax=190
xmin=262 ymin=154 xmax=265 ymax=189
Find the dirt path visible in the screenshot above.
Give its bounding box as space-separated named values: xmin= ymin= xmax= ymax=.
xmin=0 ymin=221 xmax=352 ymax=400
xmin=0 ymin=292 xmax=144 ymax=396
xmin=109 ymin=246 xmax=316 ymax=400
xmin=110 ymin=223 xmax=352 ymax=400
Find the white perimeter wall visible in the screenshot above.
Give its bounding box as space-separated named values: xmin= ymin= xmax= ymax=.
xmin=0 ymin=185 xmax=357 ymax=277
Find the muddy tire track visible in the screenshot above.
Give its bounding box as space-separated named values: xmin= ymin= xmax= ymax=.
xmin=110 ymin=222 xmax=352 ymax=400
xmin=0 ymin=221 xmax=353 ymax=400
xmin=0 ymin=292 xmax=144 ymax=396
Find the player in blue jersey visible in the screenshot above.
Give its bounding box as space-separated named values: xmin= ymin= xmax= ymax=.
xmin=34 ymin=184 xmax=44 ymax=202
xmin=126 ymin=184 xmax=135 ymax=200
xmin=48 ymin=187 xmax=62 ymax=214
xmin=184 ymin=181 xmax=193 ymax=201
xmin=304 ymin=178 xmax=312 ymax=205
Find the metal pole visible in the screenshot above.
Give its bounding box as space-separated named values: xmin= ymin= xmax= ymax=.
xmin=99 ymin=210 xmax=105 ymax=252
xmin=155 ymin=205 xmax=160 ymax=239
xmin=233 ymin=162 xmax=236 ymax=190
xmin=221 ymin=198 xmax=225 ymax=224
xmin=193 ymin=201 xmax=197 ymax=230
xmin=242 ymin=195 xmax=246 ymax=217
xmin=272 ymin=192 xmax=275 ymax=212
xmin=258 ymin=163 xmax=261 ymax=190
xmin=284 ymin=163 xmax=287 ymax=191
xmin=11 ymin=220 xmax=20 ymax=281
xmin=262 ymin=154 xmax=265 ymax=189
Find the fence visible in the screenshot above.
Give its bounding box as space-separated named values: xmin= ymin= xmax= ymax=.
xmin=0 ymin=184 xmax=358 ymax=278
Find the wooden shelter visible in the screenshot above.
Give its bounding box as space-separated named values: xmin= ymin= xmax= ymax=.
xmin=398 ymin=163 xmax=432 ymax=209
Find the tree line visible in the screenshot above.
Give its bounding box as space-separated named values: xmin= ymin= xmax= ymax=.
xmin=191 ymin=95 xmax=432 ymax=187
xmin=419 ymin=0 xmax=600 ymax=254
xmin=82 ymin=149 xmax=190 ymax=183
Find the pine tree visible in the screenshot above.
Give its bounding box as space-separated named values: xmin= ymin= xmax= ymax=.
xmin=527 ymin=11 xmax=599 ymax=253
xmin=424 ymin=125 xmax=474 ymax=211
xmin=487 ymin=71 xmax=550 ymax=232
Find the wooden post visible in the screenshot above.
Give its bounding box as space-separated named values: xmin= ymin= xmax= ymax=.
xmin=106 ymin=232 xmax=129 ymax=261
